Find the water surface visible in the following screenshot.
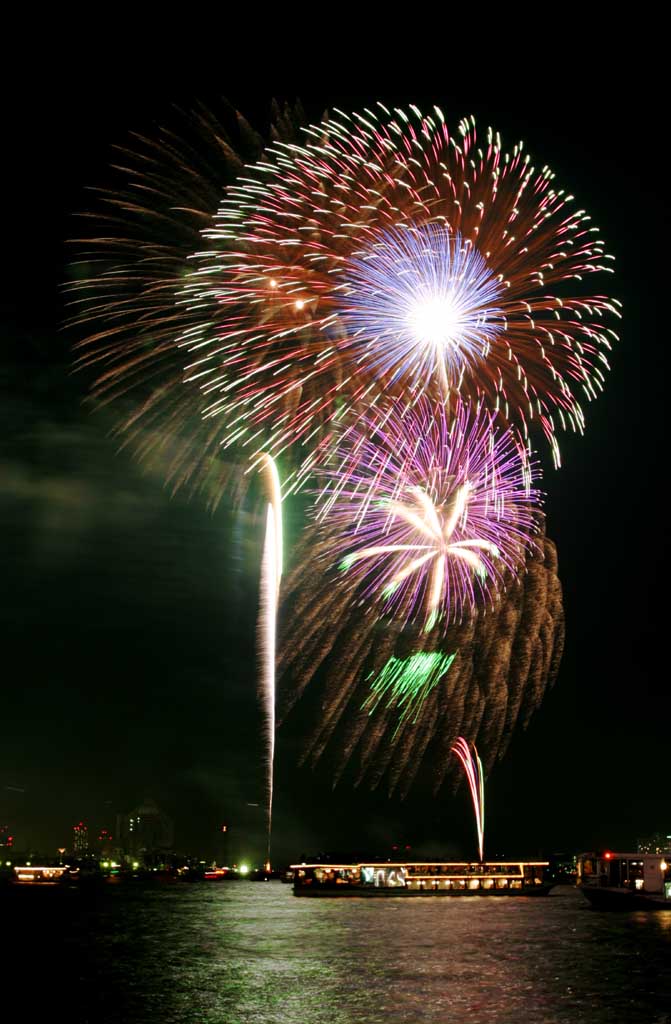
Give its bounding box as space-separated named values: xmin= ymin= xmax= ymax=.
xmin=7 ymin=882 xmax=671 ymax=1023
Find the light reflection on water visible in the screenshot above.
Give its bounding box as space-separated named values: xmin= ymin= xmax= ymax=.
xmin=7 ymin=883 xmax=671 ymax=1023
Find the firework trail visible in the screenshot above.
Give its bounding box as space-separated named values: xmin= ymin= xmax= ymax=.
xmin=451 ymin=737 xmax=485 ymax=862
xmin=316 ymin=398 xmax=538 ymax=632
xmin=258 ymin=504 xmax=277 ymax=863
xmin=257 ymin=452 xmax=283 ymax=596
xmin=256 ymin=453 xmax=282 ymax=863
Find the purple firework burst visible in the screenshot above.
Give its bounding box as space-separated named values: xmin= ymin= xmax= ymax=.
xmin=315 ymin=400 xmax=540 ymax=631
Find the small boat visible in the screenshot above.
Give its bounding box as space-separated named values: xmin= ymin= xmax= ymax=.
xmin=577 ymin=851 xmax=671 ymax=910
xmin=290 ymin=860 xmax=551 ymax=896
xmin=203 ymin=868 xmax=230 ymax=881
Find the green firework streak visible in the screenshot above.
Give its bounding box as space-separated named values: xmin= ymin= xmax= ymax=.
xmin=364 ymin=650 xmax=457 ymax=732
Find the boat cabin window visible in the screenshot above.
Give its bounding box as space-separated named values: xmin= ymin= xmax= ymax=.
xmin=522 ymin=864 xmax=546 ymax=884
xmin=622 ymin=860 xmax=644 ymax=889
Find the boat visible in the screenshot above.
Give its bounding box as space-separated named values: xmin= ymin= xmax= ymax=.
xmin=12 ymin=865 xmax=77 ymax=885
xmin=203 ymin=867 xmax=230 ymax=881
xmin=290 ymin=859 xmax=552 ymax=896
xmin=577 ymin=851 xmax=671 ymax=910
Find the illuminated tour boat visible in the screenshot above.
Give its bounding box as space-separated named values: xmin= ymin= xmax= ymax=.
xmin=13 ymin=865 xmax=75 ymax=885
xmin=290 ymin=860 xmax=551 ymax=896
xmin=577 ymin=851 xmax=671 ymax=909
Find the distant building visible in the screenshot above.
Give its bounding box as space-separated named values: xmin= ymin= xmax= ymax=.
xmin=0 ymin=825 xmax=14 ymax=848
xmin=116 ymin=798 xmax=174 ymax=861
xmin=73 ymin=822 xmax=89 ymax=854
xmin=637 ymin=832 xmax=671 ymax=855
xmin=96 ymin=829 xmax=114 ymax=856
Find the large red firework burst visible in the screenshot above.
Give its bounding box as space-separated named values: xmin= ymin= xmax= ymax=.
xmin=182 ymin=103 xmax=618 ymax=487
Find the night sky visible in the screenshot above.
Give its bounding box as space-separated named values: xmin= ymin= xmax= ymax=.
xmin=2 ymin=56 xmax=668 ymax=865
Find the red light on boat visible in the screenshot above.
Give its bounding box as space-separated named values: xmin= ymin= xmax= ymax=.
xmin=604 ymin=852 xmax=612 ymax=860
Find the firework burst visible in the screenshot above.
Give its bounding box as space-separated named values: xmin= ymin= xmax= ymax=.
xmin=183 ymin=103 xmax=618 ymax=484
xmin=69 ymin=101 xmax=585 ymax=800
xmin=315 ymin=399 xmax=539 ymax=631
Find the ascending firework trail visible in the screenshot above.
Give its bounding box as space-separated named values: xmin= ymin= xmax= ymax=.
xmin=257 ymin=455 xmax=282 ymax=864
xmin=451 ymin=738 xmax=485 ymax=862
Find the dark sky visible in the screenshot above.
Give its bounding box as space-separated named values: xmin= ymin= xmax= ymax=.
xmin=1 ymin=54 xmax=668 ymax=864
